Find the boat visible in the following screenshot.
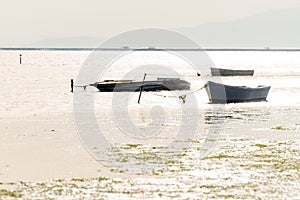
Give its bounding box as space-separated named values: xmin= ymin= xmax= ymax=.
xmin=91 ymin=78 xmax=190 ymax=92
xmin=204 ymin=81 xmax=271 ymax=103
xmin=210 ymin=68 xmax=254 ymax=76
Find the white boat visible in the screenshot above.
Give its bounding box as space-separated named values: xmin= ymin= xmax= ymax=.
xmin=204 ymin=81 xmax=271 ymax=103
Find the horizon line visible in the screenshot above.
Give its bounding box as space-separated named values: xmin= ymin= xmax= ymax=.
xmin=1 ymin=47 xmax=300 ymax=51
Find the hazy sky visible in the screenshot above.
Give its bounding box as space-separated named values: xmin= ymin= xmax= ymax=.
xmin=1 ymin=0 xmax=300 ymax=46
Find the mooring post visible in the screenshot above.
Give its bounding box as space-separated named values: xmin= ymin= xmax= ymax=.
xmin=71 ymin=79 xmax=74 ymax=93
xmin=19 ymin=54 xmax=22 ymax=64
xmin=138 ymin=73 xmax=147 ymax=104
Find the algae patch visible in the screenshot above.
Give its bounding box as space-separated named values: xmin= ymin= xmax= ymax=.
xmin=272 ymin=125 xmax=290 ymax=130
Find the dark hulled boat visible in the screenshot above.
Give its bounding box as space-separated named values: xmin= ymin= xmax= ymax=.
xmin=91 ymin=78 xmax=190 ymax=92
xmin=204 ymin=81 xmax=270 ymax=103
xmin=210 ymin=68 xmax=254 ymax=76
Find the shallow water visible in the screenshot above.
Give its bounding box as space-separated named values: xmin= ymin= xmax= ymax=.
xmin=1 ymin=139 xmax=299 ymax=199
xmin=0 ymin=50 xmax=300 ymax=199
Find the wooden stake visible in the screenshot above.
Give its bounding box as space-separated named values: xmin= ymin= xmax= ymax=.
xmin=71 ymin=79 xmax=74 ymax=93
xmin=138 ymin=73 xmax=147 ymax=104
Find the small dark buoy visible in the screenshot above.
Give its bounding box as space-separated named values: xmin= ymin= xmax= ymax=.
xmin=197 ymin=73 xmax=201 ymax=77
xmin=71 ymin=79 xmax=74 ymax=93
xmin=19 ymin=54 xmax=22 ymax=64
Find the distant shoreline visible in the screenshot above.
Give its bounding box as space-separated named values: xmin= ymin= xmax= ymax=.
xmin=1 ymin=47 xmax=300 ymax=51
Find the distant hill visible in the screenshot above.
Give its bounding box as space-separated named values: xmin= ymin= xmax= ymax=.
xmin=25 ymin=7 xmax=300 ymax=48
xmin=178 ymin=7 xmax=300 ymax=48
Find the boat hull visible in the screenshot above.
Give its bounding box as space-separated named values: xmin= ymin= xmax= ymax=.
xmin=93 ymin=78 xmax=190 ymax=92
xmin=211 ymin=68 xmax=254 ymax=76
xmin=204 ymin=81 xmax=271 ymax=103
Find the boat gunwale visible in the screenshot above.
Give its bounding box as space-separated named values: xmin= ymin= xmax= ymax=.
xmin=205 ymin=81 xmax=270 ymax=90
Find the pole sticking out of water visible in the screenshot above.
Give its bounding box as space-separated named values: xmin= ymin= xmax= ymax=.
xmin=71 ymin=79 xmax=74 ymax=93
xmin=19 ymin=54 xmax=22 ymax=64
xmin=138 ymin=73 xmax=147 ymax=104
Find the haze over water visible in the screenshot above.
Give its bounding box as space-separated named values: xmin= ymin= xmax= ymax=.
xmin=0 ymin=50 xmax=299 ymax=199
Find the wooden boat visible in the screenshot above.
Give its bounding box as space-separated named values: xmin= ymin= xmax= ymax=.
xmin=204 ymin=81 xmax=271 ymax=103
xmin=210 ymin=68 xmax=254 ymax=76
xmin=91 ymin=78 xmax=190 ymax=92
